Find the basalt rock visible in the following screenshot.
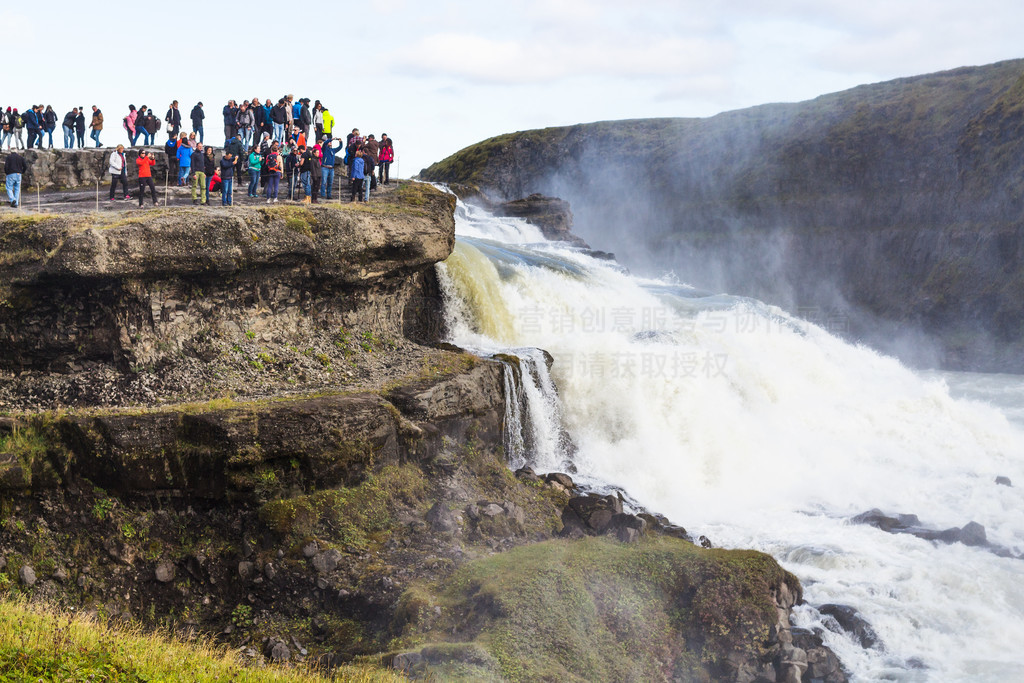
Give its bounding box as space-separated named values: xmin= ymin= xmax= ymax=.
xmin=819 ymin=603 xmax=881 ymax=650
xmin=494 ymin=194 xmax=589 ymax=247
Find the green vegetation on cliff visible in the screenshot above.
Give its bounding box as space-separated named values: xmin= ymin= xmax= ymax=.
xmin=394 ymin=535 xmax=799 ymax=682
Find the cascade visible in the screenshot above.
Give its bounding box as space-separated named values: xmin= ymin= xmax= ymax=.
xmin=435 ymin=195 xmax=1024 ymax=682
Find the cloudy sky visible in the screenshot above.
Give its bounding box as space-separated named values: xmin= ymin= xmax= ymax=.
xmin=2 ymin=1 xmax=1021 ymax=174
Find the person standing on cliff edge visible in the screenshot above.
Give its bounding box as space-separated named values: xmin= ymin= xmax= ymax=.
xmin=190 ymin=102 xmax=205 ymax=143
xmin=90 ymin=106 xmax=104 ymax=147
xmin=4 ymin=149 xmax=26 ymax=208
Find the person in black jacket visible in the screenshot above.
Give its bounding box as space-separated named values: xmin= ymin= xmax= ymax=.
xmin=5 ymin=150 xmax=27 ymax=207
xmin=203 ymin=146 xmax=217 ymax=205
xmin=165 ymin=101 xmax=181 ymax=139
xmin=74 ymin=108 xmax=86 ymax=148
xmin=61 ymin=108 xmax=77 ymax=148
xmin=43 ymin=105 xmax=57 ymax=148
xmin=190 ymin=102 xmax=205 ymax=143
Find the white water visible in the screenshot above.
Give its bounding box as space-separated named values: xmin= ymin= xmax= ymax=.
xmin=435 ymin=197 xmax=1024 ymax=681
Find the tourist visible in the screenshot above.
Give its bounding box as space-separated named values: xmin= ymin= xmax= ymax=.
xmin=208 ymin=167 xmax=223 ymax=199
xmin=74 ymin=107 xmax=86 ymax=148
xmin=250 ymin=98 xmax=265 ymax=147
xmin=300 ymin=143 xmax=321 ymax=204
xmin=165 ymin=101 xmax=181 ymax=139
xmin=271 ymin=99 xmax=288 ymax=144
xmin=164 ymin=134 xmax=179 ymax=181
xmin=176 ymin=137 xmax=193 ymax=186
xmin=321 ymin=105 xmax=334 ymax=141
xmin=4 ymin=149 xmax=25 ymax=207
xmin=203 ymin=146 xmax=217 ymax=205
xmin=313 ymin=101 xmax=324 ymax=140
xmin=285 ymin=144 xmax=301 ymax=200
xmin=321 ymin=136 xmax=343 ymax=199
xmin=190 ymin=102 xmax=205 ymax=143
xmin=0 ymin=108 xmax=13 ymax=150
xmin=9 ymin=109 xmax=25 ymax=150
xmin=247 ymin=145 xmax=262 ymax=197
xmin=61 ymin=108 xmax=77 ymax=148
xmin=345 ymin=128 xmax=363 ymax=176
xmin=220 ymin=152 xmax=235 ymax=206
xmin=135 ymin=149 xmax=159 ymax=207
xmin=223 ymin=100 xmax=238 ymax=144
xmin=141 ymin=106 xmax=160 ymax=146
xmin=362 ymin=148 xmax=376 ymax=202
xmin=191 ymin=143 xmax=206 ymax=205
xmin=108 ymin=144 xmax=131 ymax=201
xmin=265 ymin=141 xmax=282 ymax=203
xmin=89 ymin=106 xmax=104 ymax=147
xmin=236 ymin=102 xmax=254 ymax=153
xmin=123 ymin=105 xmax=138 ymax=146
xmin=350 ymin=148 xmax=365 ymax=202
xmin=24 ymin=105 xmax=41 ymax=149
xmin=297 ymin=144 xmax=312 ymax=199
xmin=43 ymin=105 xmax=57 ymax=149
xmin=378 ymin=134 xmax=394 ymax=184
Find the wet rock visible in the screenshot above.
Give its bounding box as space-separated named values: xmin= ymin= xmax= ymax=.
xmin=850 ymin=509 xmax=920 ymax=532
xmin=514 ymin=466 xmax=543 ymax=484
xmin=493 ymin=195 xmax=589 ymax=247
xmin=154 ymin=560 xmax=176 ymax=583
xmin=936 ymin=521 xmax=987 ymax=547
xmin=19 ymin=565 xmax=37 ymax=587
xmin=699 ymin=535 xmax=713 ymax=548
xmin=819 ymin=604 xmax=880 ymax=649
xmin=792 ymin=628 xmax=848 ymax=682
xmin=544 ymin=472 xmax=575 ymax=489
xmin=995 ymin=475 xmax=1012 ymax=487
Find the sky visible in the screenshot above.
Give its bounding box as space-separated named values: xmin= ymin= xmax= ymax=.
xmin=2 ymin=1 xmax=1022 ymax=176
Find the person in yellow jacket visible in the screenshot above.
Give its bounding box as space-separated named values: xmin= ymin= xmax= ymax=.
xmin=322 ymin=107 xmax=334 ymax=138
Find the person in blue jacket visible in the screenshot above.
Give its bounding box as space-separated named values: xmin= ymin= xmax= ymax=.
xmin=320 ymin=135 xmax=343 ymax=199
xmin=23 ymin=105 xmax=41 ymax=149
xmin=349 ymin=148 xmax=365 ymax=202
xmin=176 ymin=139 xmax=193 ymax=186
xmin=220 ymin=152 xmax=235 ymax=206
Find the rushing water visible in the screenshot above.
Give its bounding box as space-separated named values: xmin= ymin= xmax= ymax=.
xmin=436 ymin=197 xmax=1024 ymax=681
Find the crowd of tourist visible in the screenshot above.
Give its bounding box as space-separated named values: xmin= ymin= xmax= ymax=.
xmin=2 ymin=95 xmax=395 ymax=209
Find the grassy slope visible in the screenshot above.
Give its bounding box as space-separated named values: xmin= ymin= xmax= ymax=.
xmin=395 ymin=535 xmax=798 ymax=683
xmin=0 ymin=598 xmax=403 ymax=683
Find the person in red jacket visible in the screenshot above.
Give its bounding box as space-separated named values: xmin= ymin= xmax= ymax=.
xmin=135 ymin=149 xmax=158 ymax=207
xmin=378 ymin=134 xmax=394 ymax=185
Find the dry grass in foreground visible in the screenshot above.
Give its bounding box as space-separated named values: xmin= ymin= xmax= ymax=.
xmin=0 ymin=597 xmax=405 ymax=683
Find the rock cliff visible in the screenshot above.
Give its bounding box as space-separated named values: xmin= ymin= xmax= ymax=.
xmin=0 ymin=179 xmax=845 ymax=681
xmin=420 ymin=59 xmax=1024 ymax=371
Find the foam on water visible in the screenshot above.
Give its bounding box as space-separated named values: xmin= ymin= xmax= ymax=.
xmin=436 ymin=196 xmax=1024 ymax=681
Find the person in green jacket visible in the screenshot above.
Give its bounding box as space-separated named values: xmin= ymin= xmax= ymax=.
xmin=247 ymin=148 xmax=263 ymax=197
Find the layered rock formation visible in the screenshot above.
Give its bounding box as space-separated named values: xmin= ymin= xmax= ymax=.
xmin=420 ymin=59 xmax=1024 ymax=371
xmin=0 ymin=146 xmax=175 ymax=189
xmin=0 ymin=177 xmax=846 ymax=681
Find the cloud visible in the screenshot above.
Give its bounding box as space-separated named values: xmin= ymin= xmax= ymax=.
xmin=393 ymin=32 xmax=734 ymax=85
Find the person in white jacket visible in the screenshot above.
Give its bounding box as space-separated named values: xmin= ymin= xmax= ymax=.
xmin=108 ymin=145 xmax=131 ymax=201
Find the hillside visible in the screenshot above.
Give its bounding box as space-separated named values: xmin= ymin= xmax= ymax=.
xmin=420 ymin=59 xmax=1024 ymax=371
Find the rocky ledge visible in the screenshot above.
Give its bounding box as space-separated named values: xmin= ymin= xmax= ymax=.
xmin=0 ymin=185 xmax=846 ymax=682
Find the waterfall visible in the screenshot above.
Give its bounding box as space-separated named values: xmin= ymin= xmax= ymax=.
xmin=435 ymin=195 xmax=1024 ymax=682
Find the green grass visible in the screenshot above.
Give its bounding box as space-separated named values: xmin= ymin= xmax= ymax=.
xmin=0 ymin=597 xmax=405 ymax=682
xmin=402 ymin=535 xmax=798 ymax=683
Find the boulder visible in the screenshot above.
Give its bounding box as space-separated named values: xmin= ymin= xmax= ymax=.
xmin=819 ymin=604 xmax=880 ymax=649
xmin=426 ymin=502 xmax=458 ymax=534
xmin=514 ymin=466 xmax=543 ymax=485
xmin=311 ymin=549 xmax=342 ymax=575
xmin=19 ymin=564 xmax=37 ymax=587
xmin=493 ymin=194 xmax=589 ymax=247
xmin=544 ymin=472 xmax=575 ymax=490
xmin=995 ymin=475 xmax=1012 ymax=487
xmin=850 ymin=509 xmax=920 ymax=532
xmin=392 ymin=651 xmax=426 ymax=675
